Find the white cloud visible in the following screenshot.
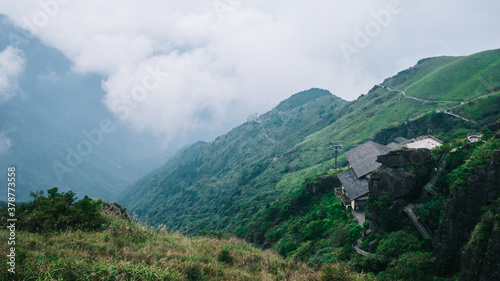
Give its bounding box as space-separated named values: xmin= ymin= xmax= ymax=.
xmin=0 ymin=46 xmax=24 ymax=103
xmin=0 ymin=132 xmax=12 ymax=155
xmin=2 ymin=0 xmax=500 ymax=142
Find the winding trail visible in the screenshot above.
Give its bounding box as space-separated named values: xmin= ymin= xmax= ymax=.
xmin=377 ymin=85 xmax=478 ymax=124
xmin=437 ymin=109 xmax=477 ymax=124
xmin=378 ymin=85 xmax=433 ymax=103
xmin=256 ymin=120 xmax=278 ymax=145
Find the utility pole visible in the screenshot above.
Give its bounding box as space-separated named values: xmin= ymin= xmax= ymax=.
xmin=329 ymin=141 xmax=343 ymax=169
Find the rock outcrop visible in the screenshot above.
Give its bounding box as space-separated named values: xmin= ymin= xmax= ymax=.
xmin=104 ymin=202 xmax=131 ymax=220
xmin=306 ymin=175 xmax=340 ymax=196
xmin=366 ymin=149 xmax=433 ymax=234
xmin=459 ymin=204 xmax=500 ymax=281
xmin=370 ymin=148 xmax=432 ymax=200
xmin=434 ymin=150 xmax=500 ymax=276
xmin=377 ymin=148 xmax=431 ymax=168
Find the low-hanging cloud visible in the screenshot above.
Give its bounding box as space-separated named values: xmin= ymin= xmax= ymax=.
xmin=3 ymin=0 xmax=500 ymax=142
xmin=0 ymin=46 xmax=24 ymax=103
xmin=0 ymin=132 xmax=12 ymax=155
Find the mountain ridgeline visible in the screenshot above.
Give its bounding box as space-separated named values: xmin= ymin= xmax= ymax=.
xmin=121 ymin=49 xmax=500 ymax=234
xmin=120 ymin=89 xmax=347 ymax=232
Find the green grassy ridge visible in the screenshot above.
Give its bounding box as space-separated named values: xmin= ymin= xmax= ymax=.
xmin=0 ymin=203 xmax=326 ymax=280
xmin=384 ymin=49 xmax=500 ymax=101
xmin=271 ymin=51 xmax=500 ymax=194
xmin=119 ymin=48 xmax=500 ymax=237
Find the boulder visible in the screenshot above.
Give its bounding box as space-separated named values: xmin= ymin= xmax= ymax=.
xmin=306 ymin=175 xmax=341 ymax=196
xmin=377 ymin=148 xmax=431 ymax=168
xmin=486 ymin=121 xmax=500 ymax=132
xmin=369 ymin=168 xmax=420 ymax=200
xmin=107 ymin=203 xmax=130 ymax=220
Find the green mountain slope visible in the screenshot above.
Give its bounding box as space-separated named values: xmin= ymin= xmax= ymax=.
xmin=119 ymin=49 xmax=500 ymax=236
xmin=274 ymin=49 xmax=500 ymax=192
xmin=120 ymin=89 xmax=347 ymax=232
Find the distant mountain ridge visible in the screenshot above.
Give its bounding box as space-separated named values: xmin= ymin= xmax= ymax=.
xmin=274 ymin=88 xmax=332 ymax=111
xmin=120 ymin=48 xmax=500 ymax=235
xmin=0 ymin=14 xmax=170 ymax=201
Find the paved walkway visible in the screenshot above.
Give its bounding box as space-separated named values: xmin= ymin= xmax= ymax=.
xmin=351 ymin=209 xmax=366 ymax=226
xmin=353 ymin=239 xmax=370 ymax=256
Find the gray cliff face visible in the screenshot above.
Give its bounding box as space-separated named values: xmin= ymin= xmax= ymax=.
xmin=478 ymin=230 xmax=500 ymax=281
xmin=367 ymin=149 xmax=432 ymax=233
xmin=459 ymin=204 xmax=500 ymax=281
xmin=434 ymin=150 xmax=500 ymax=277
xmin=370 ymin=148 xmax=432 ymax=200
xmin=376 ymin=148 xmax=432 ymax=168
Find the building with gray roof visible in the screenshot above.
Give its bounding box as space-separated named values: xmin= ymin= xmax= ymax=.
xmin=394 ymin=137 xmax=409 ymax=144
xmin=345 ymin=141 xmax=392 ymax=178
xmin=336 ymin=168 xmax=369 ymax=209
xmin=336 ymin=140 xmax=399 ymax=210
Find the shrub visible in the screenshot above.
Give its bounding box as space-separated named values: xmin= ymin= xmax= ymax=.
xmin=17 ymin=188 xmax=105 ymax=233
xmin=379 ymin=210 xmax=402 ymax=232
xmin=382 ymin=251 xmax=434 ymax=281
xmin=185 ymin=265 xmax=204 ymax=281
xmin=352 ymin=254 xmax=387 ymax=274
xmin=321 ymin=263 xmax=353 ymax=281
xmin=418 ymin=195 xmax=445 ymax=230
xmin=377 ymin=193 xmax=393 ymax=209
xmin=277 ymin=238 xmax=298 ymax=257
xmin=217 ymin=249 xmax=234 ymax=265
xmin=376 ymin=231 xmax=421 ymax=259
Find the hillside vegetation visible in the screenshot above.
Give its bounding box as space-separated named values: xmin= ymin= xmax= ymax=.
xmin=120 ymin=89 xmax=348 ymax=233
xmin=2 ymin=189 xmax=365 ymax=280
xmin=120 ymin=49 xmax=500 ymax=236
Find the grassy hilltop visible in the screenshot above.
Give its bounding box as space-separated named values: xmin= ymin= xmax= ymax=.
xmin=0 ymin=189 xmax=340 ymax=280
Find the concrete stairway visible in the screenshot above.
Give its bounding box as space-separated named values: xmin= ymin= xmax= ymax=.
xmin=423 ymin=183 xmax=438 ymax=197
xmin=403 ymin=204 xmax=432 ymax=239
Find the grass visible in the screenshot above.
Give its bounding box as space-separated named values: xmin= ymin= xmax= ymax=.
xmin=0 ymin=208 xmax=322 ymax=280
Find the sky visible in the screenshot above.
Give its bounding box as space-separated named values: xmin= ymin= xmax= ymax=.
xmin=1 ymin=0 xmax=500 ymax=143
xmin=0 ymin=45 xmax=24 ymax=103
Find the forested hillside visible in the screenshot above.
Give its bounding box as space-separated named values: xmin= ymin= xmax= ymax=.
xmin=120 ymin=49 xmax=500 ymax=236
xmin=119 ymin=89 xmax=347 ymax=232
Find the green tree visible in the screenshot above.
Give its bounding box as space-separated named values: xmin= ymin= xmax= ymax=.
xmin=382 ymin=252 xmax=434 ymax=281
xmin=18 ymin=188 xmax=104 ymax=233
xmin=376 ymin=231 xmax=421 ymax=259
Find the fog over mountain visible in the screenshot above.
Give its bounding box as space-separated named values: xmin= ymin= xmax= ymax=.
xmin=1 ymin=1 xmax=500 ymax=201
xmin=2 ymin=1 xmax=500 ymax=141
xmin=0 ymin=16 xmax=173 ymax=201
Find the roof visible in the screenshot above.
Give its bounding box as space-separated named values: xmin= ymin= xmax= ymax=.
xmin=338 ymin=168 xmax=369 ymax=200
xmin=386 ymin=142 xmax=402 ymax=150
xmin=345 ymin=141 xmax=392 ymax=178
xmin=404 ymin=135 xmax=443 ymax=150
xmin=394 ymin=137 xmax=408 ymax=144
